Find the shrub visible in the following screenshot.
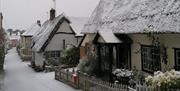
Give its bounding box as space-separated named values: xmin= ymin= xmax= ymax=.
xmin=0 ymin=47 xmax=5 ymax=70
xmin=61 ymin=46 xmax=80 ymax=67
xmin=145 ymin=70 xmax=180 ymax=90
xmin=77 ymin=55 xmax=99 ymax=76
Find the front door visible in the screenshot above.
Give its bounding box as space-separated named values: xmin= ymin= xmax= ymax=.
xmin=116 ymin=44 xmax=131 ymax=69
xmin=98 ymin=43 xmax=131 ymax=82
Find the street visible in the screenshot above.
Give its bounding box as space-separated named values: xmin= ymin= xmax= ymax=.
xmin=3 ymin=48 xmax=79 ymax=91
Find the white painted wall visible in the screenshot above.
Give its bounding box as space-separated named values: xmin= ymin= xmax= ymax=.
xmin=45 ymin=21 xmax=78 ymax=51
xmin=129 ymin=34 xmax=180 ymax=72
xmin=34 ymin=52 xmax=45 ymax=67
xmin=34 ymin=20 xmax=81 ymax=67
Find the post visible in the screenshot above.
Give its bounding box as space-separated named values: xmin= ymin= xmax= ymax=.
xmin=77 ymin=70 xmax=80 ymax=89
xmin=97 ymin=44 xmax=102 ymax=76
xmin=66 ymin=69 xmax=69 ymax=82
xmin=108 ymin=44 xmax=113 ymax=82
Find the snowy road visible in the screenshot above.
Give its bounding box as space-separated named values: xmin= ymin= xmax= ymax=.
xmin=4 ymin=48 xmax=79 ymax=91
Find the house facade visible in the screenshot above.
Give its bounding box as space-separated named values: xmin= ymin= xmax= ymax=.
xmin=79 ymin=0 xmax=180 ymax=82
xmin=0 ymin=13 xmax=5 ymax=46
xmin=0 ymin=12 xmax=5 ymax=70
xmin=31 ymin=9 xmax=84 ymax=70
xmin=0 ymin=13 xmax=2 ymax=31
xmin=19 ymin=21 xmax=41 ymax=61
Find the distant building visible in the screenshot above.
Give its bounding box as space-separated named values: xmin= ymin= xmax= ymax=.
xmin=8 ymin=34 xmax=20 ymax=48
xmin=31 ymin=9 xmax=86 ymax=71
xmin=0 ymin=13 xmax=2 ymax=30
xmin=0 ymin=13 xmax=5 ymax=46
xmin=19 ymin=21 xmax=41 ymax=61
xmin=0 ymin=12 xmax=5 ymax=70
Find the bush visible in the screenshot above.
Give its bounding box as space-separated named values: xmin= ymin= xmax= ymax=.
xmin=77 ymin=55 xmax=99 ymax=76
xmin=61 ymin=46 xmax=80 ymax=67
xmin=145 ymin=70 xmax=180 ymax=90
xmin=0 ymin=47 xmax=5 ymax=70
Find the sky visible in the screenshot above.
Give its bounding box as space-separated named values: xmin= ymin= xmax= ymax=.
xmin=0 ymin=0 xmax=99 ymax=30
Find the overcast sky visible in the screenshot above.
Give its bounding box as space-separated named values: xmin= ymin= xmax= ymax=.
xmin=1 ymin=0 xmax=99 ymax=30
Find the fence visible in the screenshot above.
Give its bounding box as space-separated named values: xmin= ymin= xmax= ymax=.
xmin=21 ymin=48 xmax=32 ymax=56
xmin=55 ymin=69 xmax=129 ymax=91
xmin=78 ymin=72 xmax=129 ymax=91
xmin=55 ymin=68 xmax=79 ymax=88
xmin=20 ymin=48 xmax=32 ymax=60
xmin=128 ymin=84 xmax=180 ymax=91
xmin=55 ymin=69 xmax=180 ymax=91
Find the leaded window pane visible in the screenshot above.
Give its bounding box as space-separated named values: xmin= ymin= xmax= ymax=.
xmin=141 ymin=45 xmax=160 ymax=73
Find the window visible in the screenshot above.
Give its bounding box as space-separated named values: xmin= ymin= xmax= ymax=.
xmin=45 ymin=51 xmax=60 ymax=59
xmin=175 ymin=49 xmax=180 ymax=70
xmin=141 ymin=45 xmax=161 ymax=73
xmin=63 ymin=40 xmax=65 ymax=49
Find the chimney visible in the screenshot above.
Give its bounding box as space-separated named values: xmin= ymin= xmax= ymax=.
xmin=37 ymin=20 xmax=41 ymax=26
xmin=50 ymin=8 xmax=55 ymax=20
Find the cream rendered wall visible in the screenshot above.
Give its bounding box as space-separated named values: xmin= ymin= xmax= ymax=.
xmin=45 ymin=21 xmax=78 ymax=51
xmin=34 ymin=52 xmax=45 ymax=67
xmin=129 ymin=34 xmax=180 ymax=72
xmin=129 ymin=34 xmax=152 ymax=71
xmin=81 ymin=34 xmax=96 ymax=46
xmin=160 ymin=34 xmax=180 ymax=71
xmin=25 ymin=37 xmax=32 ymax=48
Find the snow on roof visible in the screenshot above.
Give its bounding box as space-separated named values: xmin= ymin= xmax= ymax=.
xmin=8 ymin=35 xmax=20 ymax=40
xmin=98 ymin=29 xmax=122 ymax=43
xmin=21 ymin=23 xmax=40 ymax=36
xmin=82 ymin=0 xmax=180 ymax=34
xmin=69 ymin=17 xmax=88 ymax=36
xmin=32 ymin=14 xmax=68 ymax=52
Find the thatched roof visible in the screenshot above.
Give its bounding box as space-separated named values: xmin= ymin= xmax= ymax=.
xmin=32 ymin=14 xmax=70 ymax=52
xmin=21 ymin=23 xmax=40 ymax=37
xmin=82 ymin=0 xmax=180 ymax=34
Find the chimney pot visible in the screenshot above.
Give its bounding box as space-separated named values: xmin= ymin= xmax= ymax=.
xmin=37 ymin=20 xmax=41 ymax=26
xmin=50 ymin=8 xmax=55 ymax=20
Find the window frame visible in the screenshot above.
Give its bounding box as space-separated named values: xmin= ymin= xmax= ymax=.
xmin=174 ymin=48 xmax=180 ymax=70
xmin=45 ymin=51 xmax=61 ymax=59
xmin=141 ymin=45 xmax=161 ymax=73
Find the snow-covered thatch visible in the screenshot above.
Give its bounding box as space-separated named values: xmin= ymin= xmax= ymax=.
xmin=21 ymin=23 xmax=40 ymax=36
xmin=82 ymin=0 xmax=180 ymax=34
xmin=32 ymin=14 xmax=70 ymax=52
xmin=69 ymin=17 xmax=88 ymax=36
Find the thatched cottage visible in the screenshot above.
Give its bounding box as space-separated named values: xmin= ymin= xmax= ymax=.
xmin=20 ymin=21 xmax=41 ymax=61
xmin=31 ymin=9 xmax=87 ymax=70
xmin=79 ymin=0 xmax=180 ymax=81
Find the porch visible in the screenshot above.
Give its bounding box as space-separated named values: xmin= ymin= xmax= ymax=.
xmin=92 ymin=32 xmax=132 ymax=83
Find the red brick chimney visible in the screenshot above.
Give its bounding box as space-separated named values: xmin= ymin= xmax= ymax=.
xmin=50 ymin=8 xmax=55 ymax=20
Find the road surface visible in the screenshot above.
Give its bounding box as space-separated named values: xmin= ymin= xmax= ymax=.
xmin=4 ymin=48 xmax=79 ymax=91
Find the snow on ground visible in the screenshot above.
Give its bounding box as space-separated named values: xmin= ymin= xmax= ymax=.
xmin=3 ymin=48 xmax=80 ymax=91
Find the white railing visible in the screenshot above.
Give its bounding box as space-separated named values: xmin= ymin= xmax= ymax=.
xmin=129 ymin=84 xmax=180 ymax=91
